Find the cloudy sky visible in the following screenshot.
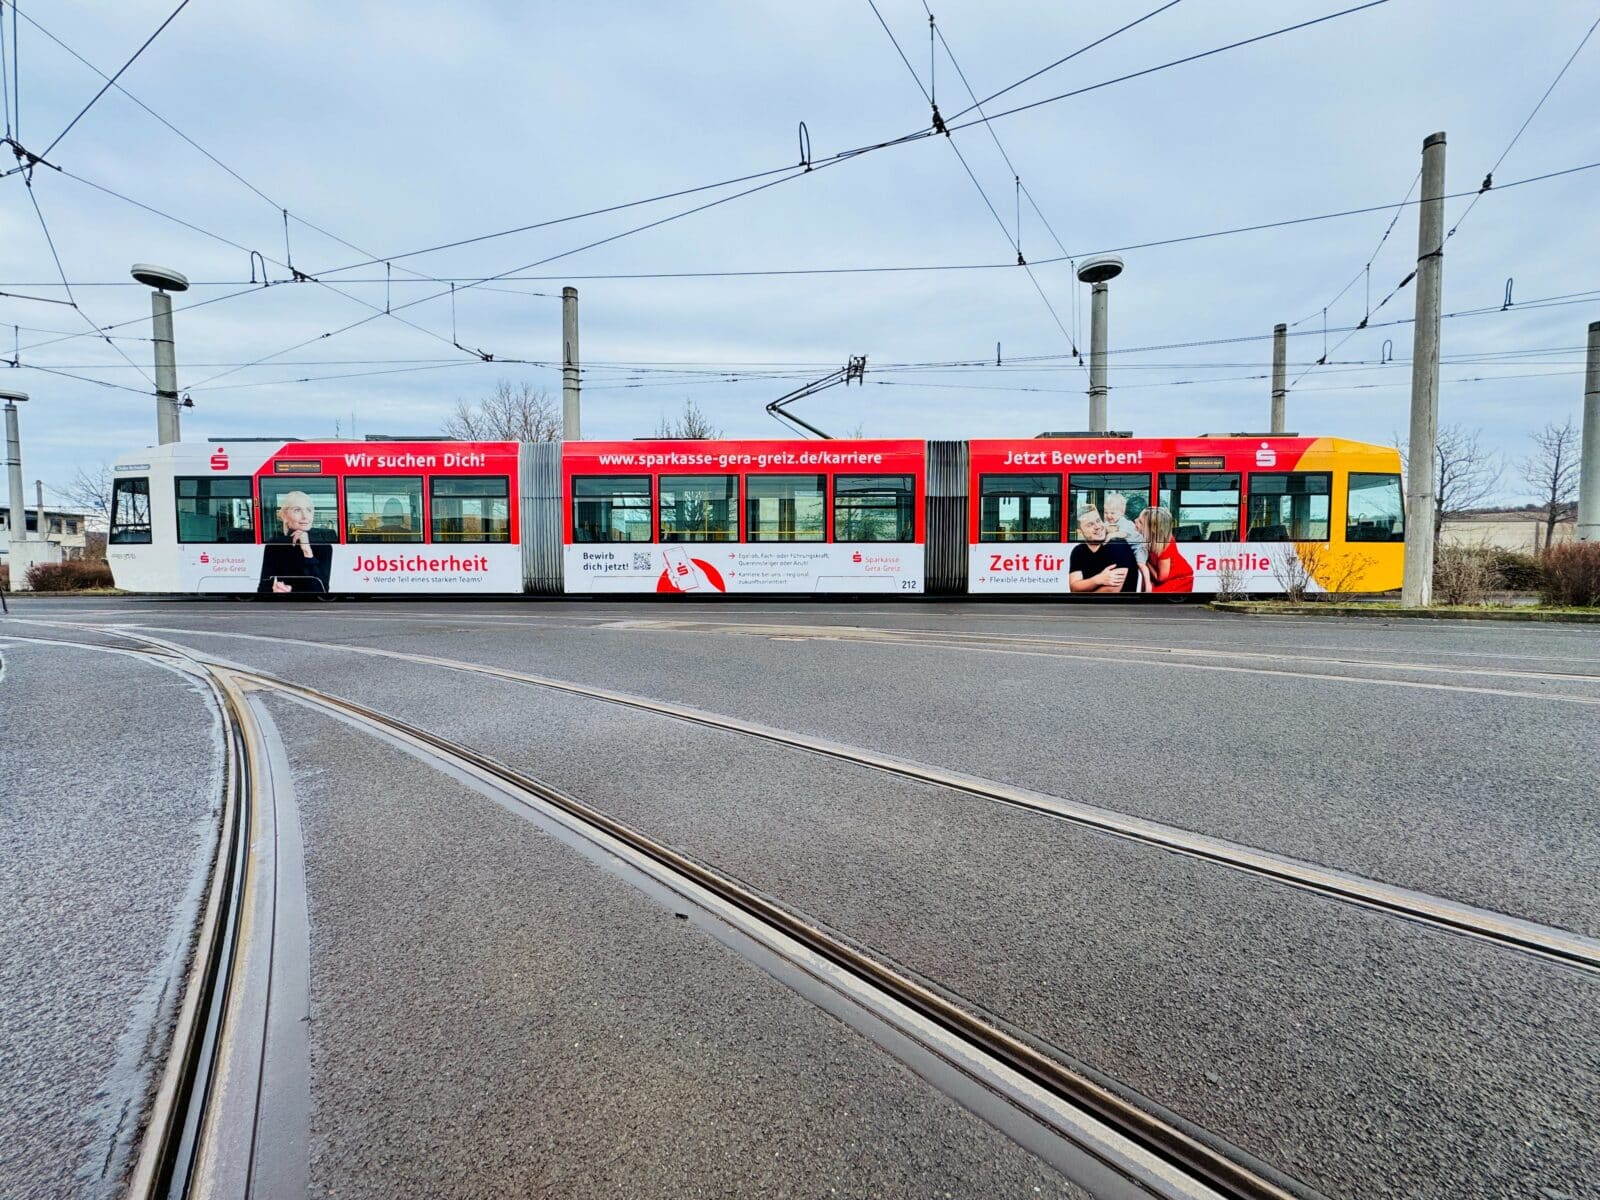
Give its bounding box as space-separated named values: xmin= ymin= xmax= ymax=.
xmin=2 ymin=0 xmax=1597 ymax=507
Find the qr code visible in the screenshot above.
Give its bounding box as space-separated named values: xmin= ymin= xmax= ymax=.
xmin=632 ymin=552 xmax=652 ymax=571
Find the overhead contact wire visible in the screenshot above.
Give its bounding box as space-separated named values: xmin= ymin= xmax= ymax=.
xmin=39 ymin=0 xmax=194 ymax=159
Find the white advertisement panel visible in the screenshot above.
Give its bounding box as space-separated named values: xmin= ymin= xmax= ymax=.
xmin=178 ymin=544 xmax=523 ymax=593
xmin=565 ymin=543 xmax=923 ymax=594
xmin=967 ymin=542 xmax=1319 ymax=595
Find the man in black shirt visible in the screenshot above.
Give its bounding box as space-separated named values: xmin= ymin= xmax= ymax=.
xmin=1068 ymin=507 xmax=1140 ymax=593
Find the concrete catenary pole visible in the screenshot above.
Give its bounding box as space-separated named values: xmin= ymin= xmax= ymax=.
xmin=562 ymin=286 xmax=581 ymax=440
xmin=1077 ymin=256 xmax=1123 ymax=433
xmin=35 ymin=479 xmax=45 ymax=543
xmin=3 ymin=391 xmax=28 ymax=544
xmin=152 ymin=290 xmax=181 ymax=444
xmin=1579 ymin=320 xmax=1600 ymax=542
xmin=1270 ymin=322 xmax=1288 ymax=433
xmin=1400 ymin=132 xmax=1446 ymax=607
xmin=131 ymin=265 xmax=189 ymax=444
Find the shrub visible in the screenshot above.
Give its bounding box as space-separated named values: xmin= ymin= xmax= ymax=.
xmin=25 ymin=559 xmax=116 ymax=591
xmin=1432 ymin=545 xmax=1495 ymax=605
xmin=1488 ymin=549 xmax=1543 ymax=592
xmin=1540 ymin=543 xmax=1600 ymax=607
xmin=0 ymin=563 xmax=8 ymax=591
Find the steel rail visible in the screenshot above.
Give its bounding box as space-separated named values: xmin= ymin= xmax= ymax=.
xmin=224 ymin=662 xmax=1300 ymax=1200
xmin=15 ymin=620 xmax=1600 ymax=979
xmin=107 ymin=622 xmax=1600 ymax=977
xmin=124 ymin=666 xmax=253 ymax=1200
xmin=43 ymin=619 xmax=1600 ymax=976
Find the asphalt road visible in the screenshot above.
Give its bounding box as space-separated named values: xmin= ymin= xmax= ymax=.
xmin=0 ymin=639 xmax=219 ymax=1200
xmin=4 ymin=596 xmax=1597 ymax=1199
xmin=271 ymin=696 xmax=1084 ymax=1198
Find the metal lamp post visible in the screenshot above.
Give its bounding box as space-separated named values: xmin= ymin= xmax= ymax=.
xmin=131 ymin=264 xmax=190 ymax=444
xmin=1077 ymin=255 xmax=1124 ymax=433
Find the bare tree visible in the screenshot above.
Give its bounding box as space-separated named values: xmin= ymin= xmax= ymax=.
xmin=56 ymin=462 xmax=113 ymax=514
xmin=443 ymin=380 xmax=561 ymax=441
xmin=1394 ymin=423 xmax=1503 ymax=549
xmin=654 ymin=399 xmax=720 ymax=439
xmin=1519 ymin=416 xmax=1579 ymax=550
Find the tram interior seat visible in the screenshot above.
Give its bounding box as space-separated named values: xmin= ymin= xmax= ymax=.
xmin=1175 ymin=524 xmax=1203 ymax=541
xmin=1348 ymin=520 xmax=1396 ymax=542
xmin=1248 ymin=524 xmax=1289 ymax=542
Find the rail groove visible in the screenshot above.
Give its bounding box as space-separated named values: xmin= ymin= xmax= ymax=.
xmin=124 ymin=668 xmax=252 ymax=1200
xmin=96 ymin=623 xmax=1600 ymax=977
xmin=228 ymin=663 xmax=1293 ymax=1200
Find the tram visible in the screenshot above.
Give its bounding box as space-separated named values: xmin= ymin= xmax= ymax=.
xmin=105 ymin=434 xmax=1405 ymax=597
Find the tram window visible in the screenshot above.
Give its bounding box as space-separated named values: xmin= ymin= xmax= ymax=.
xmin=109 ymin=477 xmax=152 ymax=545
xmin=979 ymin=474 xmax=1060 ymax=542
xmin=746 ymin=474 xmax=825 ymax=541
xmin=1067 ymin=473 xmax=1150 ymax=542
xmin=1246 ymin=473 xmax=1330 ymax=541
xmin=1347 ymin=473 xmax=1405 ymax=542
xmin=573 ymin=476 xmax=652 ymax=543
xmin=660 ymin=475 xmax=738 ymax=542
xmin=259 ymin=477 xmax=340 ymax=543
xmin=176 ymin=476 xmax=254 ymax=543
xmin=1158 ymin=473 xmax=1241 ymax=541
xmin=834 ymin=475 xmax=915 ymax=542
xmin=432 ymin=476 xmax=510 ymax=543
xmin=345 ymin=476 xmax=424 ymax=543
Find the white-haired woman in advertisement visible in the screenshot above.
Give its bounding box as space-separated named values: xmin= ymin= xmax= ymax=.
xmin=257 ymin=490 xmax=333 ymax=593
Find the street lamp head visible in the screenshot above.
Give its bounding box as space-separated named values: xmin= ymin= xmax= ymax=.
xmin=1076 ymin=255 xmax=1124 ymax=285
xmin=130 ymin=263 xmax=190 ymax=292
xmin=0 ymin=389 xmax=28 ymax=404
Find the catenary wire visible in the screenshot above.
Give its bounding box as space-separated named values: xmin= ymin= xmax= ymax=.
xmin=945 ymin=0 xmax=1185 ymax=121
xmin=8 ymin=1 xmax=562 ymax=309
xmin=0 ymin=0 xmax=12 ymax=139
xmin=305 ymin=0 xmax=1383 ymax=280
xmin=1295 ymin=11 xmax=1599 ymax=387
xmin=922 ymin=5 xmax=1083 ymax=363
xmin=1446 ymin=10 xmax=1600 ymax=242
xmin=942 ymin=1 xmax=1392 ymax=138
xmin=48 ymin=164 xmax=490 ymax=364
xmin=23 ymin=172 xmax=155 ymax=386
xmin=184 ymin=164 xmax=824 ymax=389
xmin=38 ymin=0 xmax=193 ymax=160
xmin=1289 ymin=170 xmax=1419 ymax=329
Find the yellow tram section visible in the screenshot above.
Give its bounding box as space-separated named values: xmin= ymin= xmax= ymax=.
xmin=1289 ymin=437 xmax=1405 ymax=594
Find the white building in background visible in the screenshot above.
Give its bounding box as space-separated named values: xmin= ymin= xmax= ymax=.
xmin=0 ymin=505 xmax=91 ymax=566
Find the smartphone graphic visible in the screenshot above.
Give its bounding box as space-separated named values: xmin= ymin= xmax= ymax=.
xmin=661 ymin=546 xmax=700 ymax=591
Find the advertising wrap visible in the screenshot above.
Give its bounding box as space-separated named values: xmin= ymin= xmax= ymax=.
xmin=561 ymin=439 xmax=927 ymax=594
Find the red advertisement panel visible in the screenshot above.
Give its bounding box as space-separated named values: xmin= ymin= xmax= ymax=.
xmin=562 ymin=439 xmax=926 ymax=542
xmin=966 ymin=437 xmax=1317 ymax=540
xmin=561 ymin=439 xmax=926 ymax=593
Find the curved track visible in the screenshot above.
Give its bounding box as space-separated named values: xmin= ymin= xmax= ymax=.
xmin=71 ymin=621 xmax=1600 ymax=976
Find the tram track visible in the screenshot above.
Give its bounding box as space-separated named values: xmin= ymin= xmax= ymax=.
xmin=122 ymin=664 xmax=250 ymax=1200
xmin=39 ymin=619 xmax=1600 ymax=976
xmin=8 ymin=625 xmax=1598 ymax=1199
xmin=599 ymin=618 xmax=1600 ymax=697
xmin=7 ymin=627 xmax=1300 ymax=1200
xmin=2 ymin=635 xmax=310 ymax=1200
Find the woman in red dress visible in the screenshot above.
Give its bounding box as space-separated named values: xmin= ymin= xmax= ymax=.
xmin=1137 ymin=505 xmax=1193 ymax=593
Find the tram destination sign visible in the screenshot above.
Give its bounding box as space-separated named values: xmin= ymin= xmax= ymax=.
xmin=273 ymin=458 xmax=324 ymax=474
xmin=1173 ymin=454 xmax=1227 ymax=470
